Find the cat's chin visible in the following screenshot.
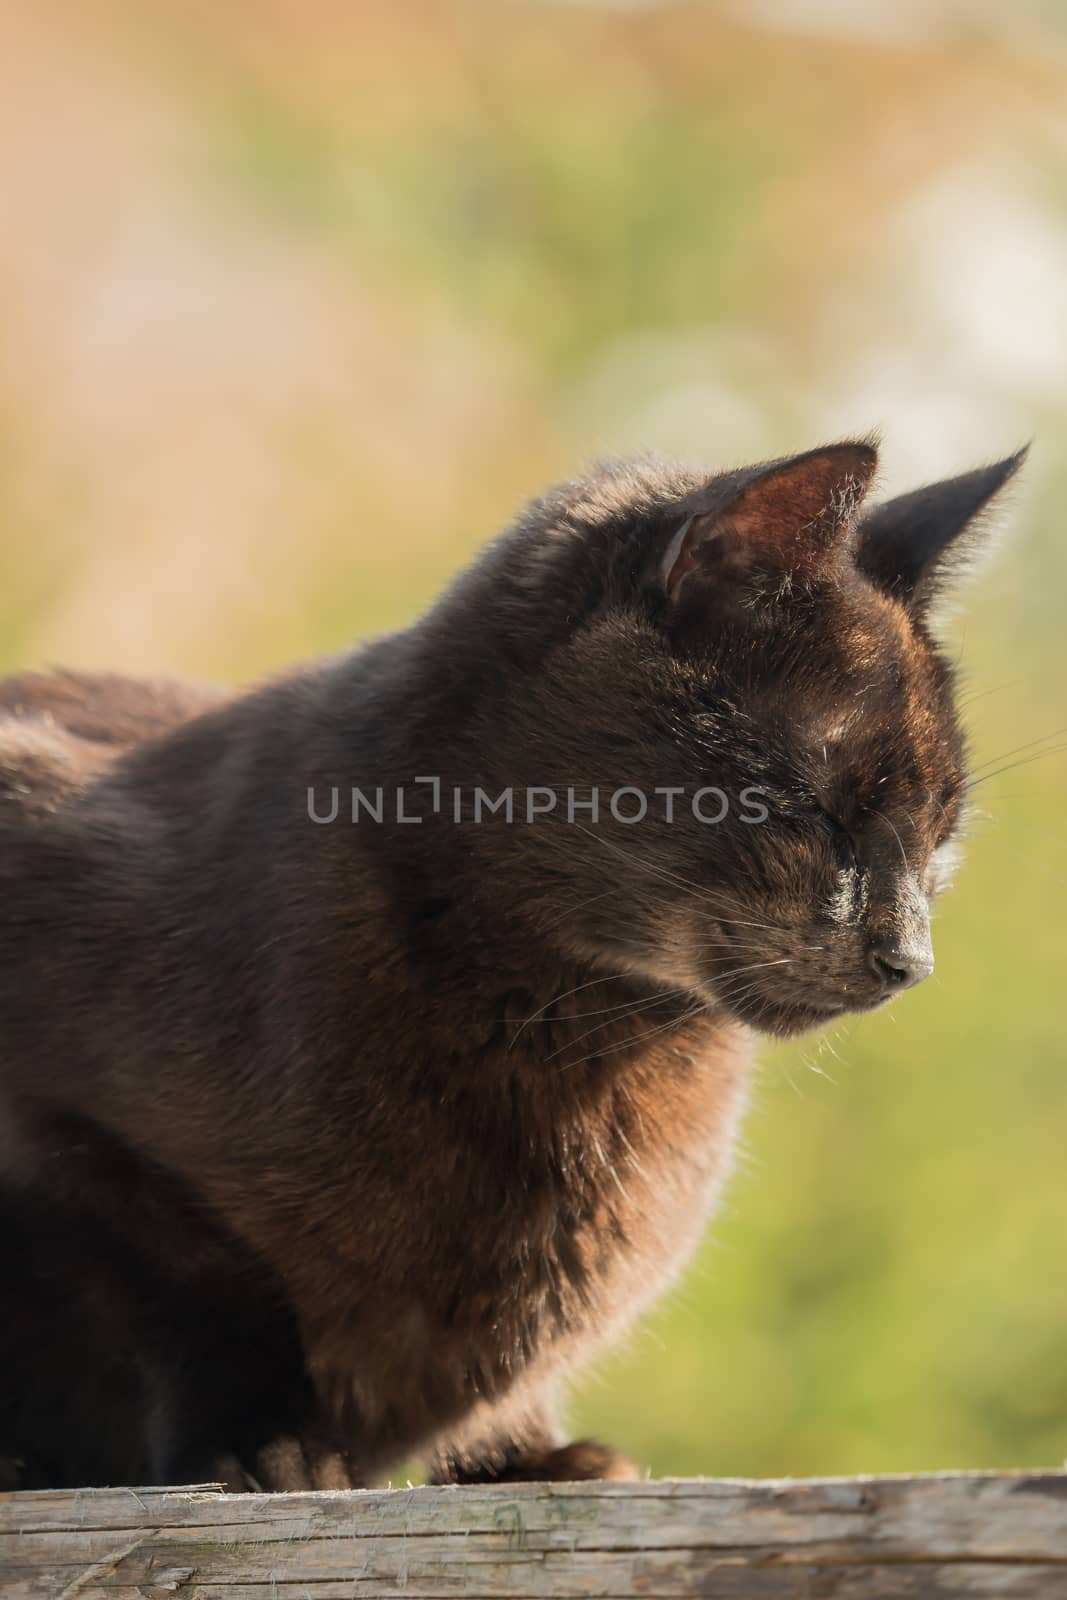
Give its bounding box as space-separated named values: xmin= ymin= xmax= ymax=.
xmin=723 ymin=989 xmax=892 ymax=1038
xmin=755 ymin=1003 xmax=847 ymax=1038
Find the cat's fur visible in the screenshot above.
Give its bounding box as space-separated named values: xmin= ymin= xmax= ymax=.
xmin=0 ymin=441 xmax=1023 ymax=1490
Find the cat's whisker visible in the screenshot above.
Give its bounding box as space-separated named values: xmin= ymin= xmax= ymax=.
xmin=537 ymin=885 xmax=624 ymax=934
xmin=637 ymin=883 xmax=790 ymax=939
xmin=686 ymin=908 xmax=785 ymax=934
xmin=703 ymin=960 xmax=796 ymax=1011
xmin=803 ymin=1050 xmax=837 ymax=1085
xmin=967 ymin=725 xmax=1067 ymax=776
xmin=707 ymin=972 xmax=787 ymax=1009
xmin=725 ymin=957 xmax=797 ymax=986
xmin=606 ymin=933 xmax=782 ymax=956
xmin=547 ymin=988 xmax=689 ymax=1026
xmin=707 ymin=977 xmax=780 ymax=1022
xmin=955 ymin=678 xmax=1020 ymax=711
xmin=689 ymin=937 xmax=824 ymax=953
xmin=707 ymin=981 xmax=767 ymax=1012
xmin=543 ymin=991 xmax=696 ymax=1061
xmin=927 ymin=786 xmax=954 ymax=842
xmin=712 ymin=958 xmax=794 ymax=981
xmin=816 ymin=1032 xmax=848 ymax=1073
xmin=508 ymin=971 xmax=644 ymax=1047
xmin=965 ymin=744 xmax=1067 ymax=792
xmin=541 ymin=954 xmax=796 ymax=1062
xmin=537 ymin=815 xmax=789 ymax=935
xmin=562 ymin=818 xmax=790 ymax=934
xmin=868 ymin=807 xmax=910 ymax=870
xmin=555 ymin=1001 xmax=712 ymax=1074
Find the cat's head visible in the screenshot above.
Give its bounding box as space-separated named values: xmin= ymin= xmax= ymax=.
xmin=439 ymin=440 xmax=1024 ymax=1037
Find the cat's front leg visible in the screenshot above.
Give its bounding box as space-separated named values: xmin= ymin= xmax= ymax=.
xmin=427 ymin=1391 xmax=637 ymax=1484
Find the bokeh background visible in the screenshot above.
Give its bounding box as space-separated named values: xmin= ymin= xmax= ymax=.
xmin=4 ymin=0 xmax=1067 ymax=1479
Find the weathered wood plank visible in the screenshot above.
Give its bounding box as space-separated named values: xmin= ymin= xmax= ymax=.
xmin=3 ymin=1473 xmax=1066 ymax=1599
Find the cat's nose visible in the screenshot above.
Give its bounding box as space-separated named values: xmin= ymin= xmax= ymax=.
xmin=867 ymin=934 xmax=934 ymax=991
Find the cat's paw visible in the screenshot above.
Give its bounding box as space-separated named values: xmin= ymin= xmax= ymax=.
xmin=528 ymin=1439 xmax=638 ymax=1482
xmin=253 ymin=1433 xmax=359 ymax=1492
xmin=448 ymin=1437 xmax=638 ymax=1484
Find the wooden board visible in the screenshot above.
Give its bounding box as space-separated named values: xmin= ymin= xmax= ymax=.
xmin=3 ymin=1473 xmax=1067 ymax=1598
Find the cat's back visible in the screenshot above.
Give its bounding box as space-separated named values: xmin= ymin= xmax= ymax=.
xmin=0 ymin=669 xmax=227 ymax=815
xmin=0 ymin=669 xmax=234 ymax=1093
xmin=0 ymin=650 xmax=391 ymax=1075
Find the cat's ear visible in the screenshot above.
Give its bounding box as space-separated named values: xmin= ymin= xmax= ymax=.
xmin=854 ymin=449 xmax=1027 ymax=618
xmin=661 ymin=442 xmax=878 ymax=605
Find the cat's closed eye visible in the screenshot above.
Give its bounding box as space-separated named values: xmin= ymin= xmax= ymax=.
xmin=816 ymin=806 xmax=860 ymax=865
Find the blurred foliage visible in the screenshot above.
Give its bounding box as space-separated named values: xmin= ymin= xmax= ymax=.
xmin=2 ymin=0 xmax=1066 ymax=1477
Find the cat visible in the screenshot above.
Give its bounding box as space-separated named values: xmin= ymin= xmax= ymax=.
xmin=0 ymin=439 xmax=1023 ymax=1491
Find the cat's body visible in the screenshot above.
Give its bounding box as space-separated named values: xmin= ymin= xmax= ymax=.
xmin=0 ymin=443 xmax=1022 ymax=1489
xmin=0 ymin=657 xmax=749 ymax=1490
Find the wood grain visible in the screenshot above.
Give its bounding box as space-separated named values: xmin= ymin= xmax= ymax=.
xmin=3 ymin=1473 xmax=1067 ymax=1598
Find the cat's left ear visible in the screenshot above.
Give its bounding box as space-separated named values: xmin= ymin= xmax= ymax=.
xmin=660 ymin=442 xmax=879 ymax=607
xmin=854 ymin=449 xmax=1027 ymax=618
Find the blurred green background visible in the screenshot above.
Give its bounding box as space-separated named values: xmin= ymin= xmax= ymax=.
xmin=3 ymin=0 xmax=1066 ymax=1479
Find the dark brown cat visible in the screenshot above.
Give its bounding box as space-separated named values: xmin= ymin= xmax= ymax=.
xmin=0 ymin=441 xmax=1022 ymax=1490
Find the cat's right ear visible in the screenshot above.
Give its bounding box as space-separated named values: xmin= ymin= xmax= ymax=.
xmin=854 ymin=449 xmax=1027 ymax=620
